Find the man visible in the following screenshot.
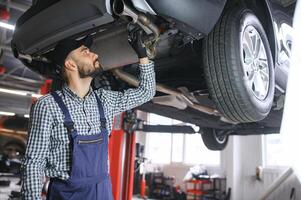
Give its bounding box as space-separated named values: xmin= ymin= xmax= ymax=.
xmin=21 ymin=29 xmax=156 ymax=200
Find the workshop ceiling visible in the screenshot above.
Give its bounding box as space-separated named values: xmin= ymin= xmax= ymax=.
xmin=0 ymin=0 xmax=44 ymax=117
xmin=0 ymin=0 xmax=43 ymax=92
xmin=0 ymin=0 xmax=297 ymax=117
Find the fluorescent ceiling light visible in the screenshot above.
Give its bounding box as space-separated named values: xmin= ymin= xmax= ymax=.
xmin=0 ymin=88 xmax=27 ymax=96
xmin=0 ymin=21 xmax=15 ymax=31
xmin=0 ymin=111 xmax=15 ymax=116
xmin=24 ymin=114 xmax=29 ymax=118
xmin=0 ymin=87 xmax=42 ymax=98
xmin=31 ymin=93 xmax=43 ymax=98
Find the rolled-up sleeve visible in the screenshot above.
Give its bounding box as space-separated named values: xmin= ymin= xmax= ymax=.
xmin=21 ymin=99 xmax=52 ymax=200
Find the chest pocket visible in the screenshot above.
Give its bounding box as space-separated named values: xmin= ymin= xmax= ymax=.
xmin=77 ymin=137 xmax=103 ymax=145
xmin=49 ymin=109 xmax=68 ymax=141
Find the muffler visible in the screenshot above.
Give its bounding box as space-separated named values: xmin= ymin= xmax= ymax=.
xmin=112 ymin=69 xmax=221 ymax=116
xmin=91 ymin=25 xmax=139 ymax=71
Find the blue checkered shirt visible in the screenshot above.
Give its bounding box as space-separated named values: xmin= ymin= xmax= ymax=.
xmin=21 ymin=61 xmax=155 ymax=200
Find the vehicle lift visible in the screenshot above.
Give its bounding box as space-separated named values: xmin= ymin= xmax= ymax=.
xmin=108 ymin=110 xmax=197 ymax=200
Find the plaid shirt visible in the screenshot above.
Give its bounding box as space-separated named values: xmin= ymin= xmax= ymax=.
xmin=21 ymin=61 xmax=155 ymax=200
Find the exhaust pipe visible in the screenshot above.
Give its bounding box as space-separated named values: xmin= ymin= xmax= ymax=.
xmin=113 ymin=0 xmax=159 ymax=38
xmin=112 ymin=68 xmax=221 ymax=116
xmin=113 ymin=0 xmax=160 ymax=57
xmin=113 ymin=0 xmax=139 ymax=23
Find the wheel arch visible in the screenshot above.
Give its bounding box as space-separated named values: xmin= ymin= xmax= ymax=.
xmin=224 ymin=0 xmax=277 ymax=65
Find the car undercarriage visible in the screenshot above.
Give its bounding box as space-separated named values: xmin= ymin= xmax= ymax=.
xmin=9 ymin=0 xmax=295 ymax=150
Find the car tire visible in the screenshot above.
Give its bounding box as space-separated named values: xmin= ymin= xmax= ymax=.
xmin=201 ymin=129 xmax=229 ymax=151
xmin=203 ymin=6 xmax=275 ymax=122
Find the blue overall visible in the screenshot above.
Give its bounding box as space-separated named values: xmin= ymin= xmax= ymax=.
xmin=47 ymin=91 xmax=114 ymax=200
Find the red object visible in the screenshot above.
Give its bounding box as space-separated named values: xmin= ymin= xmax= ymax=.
xmin=0 ymin=9 xmax=9 ymax=20
xmin=109 ymin=114 xmax=125 ymax=200
xmin=0 ymin=66 xmax=6 ymax=75
xmin=30 ymin=79 xmax=53 ymax=107
xmin=40 ymin=79 xmax=53 ymax=95
xmin=109 ymin=113 xmax=136 ymax=200
xmin=185 ymin=179 xmax=212 ymax=200
xmin=122 ymin=130 xmax=136 ymax=200
xmin=0 ymin=116 xmax=8 ymax=129
xmin=140 ymin=175 xmax=146 ymax=198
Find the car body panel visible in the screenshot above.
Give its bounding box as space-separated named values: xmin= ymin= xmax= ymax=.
xmin=130 ymin=0 xmax=156 ymax=15
xmin=265 ymin=0 xmax=293 ymax=91
xmin=145 ymin=0 xmax=227 ymax=35
xmin=12 ymin=0 xmax=114 ymax=55
xmin=10 ymin=0 xmax=295 ymax=134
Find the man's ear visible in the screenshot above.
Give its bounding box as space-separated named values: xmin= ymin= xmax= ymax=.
xmin=64 ymin=58 xmax=77 ymax=72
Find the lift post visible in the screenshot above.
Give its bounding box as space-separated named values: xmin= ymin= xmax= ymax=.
xmin=109 ymin=111 xmax=137 ymax=200
xmin=109 ymin=110 xmax=199 ymax=200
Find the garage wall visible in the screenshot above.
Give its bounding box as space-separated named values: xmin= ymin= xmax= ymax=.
xmin=223 ymin=135 xmax=271 ymax=200
xmin=221 ymin=136 xmax=242 ymax=200
xmin=266 ymin=174 xmax=301 ymax=200
xmin=223 ymin=135 xmax=299 ymax=200
xmin=136 ymin=111 xmax=299 ymax=199
xmin=139 ymin=132 xmax=298 ymax=199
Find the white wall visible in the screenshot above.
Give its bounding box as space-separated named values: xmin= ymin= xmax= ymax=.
xmin=135 ymin=110 xmax=148 ymax=146
xmin=223 ymin=135 xmax=301 ymax=200
xmin=222 ymin=135 xmax=264 ymax=200
xmin=267 ymin=174 xmax=301 ymax=200
xmin=140 ymin=133 xmax=301 ymax=199
xmin=137 ymin=110 xmax=301 ymax=199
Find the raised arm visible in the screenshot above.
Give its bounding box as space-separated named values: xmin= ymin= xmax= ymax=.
xmin=96 ymin=26 xmax=156 ymax=116
xmin=97 ymin=58 xmax=155 ymax=116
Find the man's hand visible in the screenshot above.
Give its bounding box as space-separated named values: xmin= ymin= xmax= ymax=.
xmin=128 ymin=27 xmax=148 ymax=59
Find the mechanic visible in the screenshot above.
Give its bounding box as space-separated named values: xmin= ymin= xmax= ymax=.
xmin=20 ymin=28 xmax=156 ymax=200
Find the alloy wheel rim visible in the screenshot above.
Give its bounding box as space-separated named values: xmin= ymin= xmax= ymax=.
xmin=213 ymin=130 xmax=227 ymax=144
xmin=241 ymin=25 xmax=270 ymax=100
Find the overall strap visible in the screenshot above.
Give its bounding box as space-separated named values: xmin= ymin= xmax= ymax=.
xmin=94 ymin=92 xmax=107 ymax=129
xmin=51 ymin=91 xmax=75 ymax=132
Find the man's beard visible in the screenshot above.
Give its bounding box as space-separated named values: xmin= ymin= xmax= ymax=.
xmin=78 ymin=60 xmax=103 ymax=78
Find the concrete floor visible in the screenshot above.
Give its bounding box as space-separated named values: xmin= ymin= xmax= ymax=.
xmin=132 ymin=195 xmax=158 ymax=200
xmin=132 ymin=197 xmax=144 ymax=200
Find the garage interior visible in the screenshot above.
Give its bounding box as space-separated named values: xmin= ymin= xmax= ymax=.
xmin=0 ymin=0 xmax=300 ymax=200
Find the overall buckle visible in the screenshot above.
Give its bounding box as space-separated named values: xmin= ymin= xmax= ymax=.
xmin=64 ymin=121 xmax=75 ymax=133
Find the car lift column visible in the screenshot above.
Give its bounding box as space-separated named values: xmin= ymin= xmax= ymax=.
xmin=109 ymin=111 xmax=198 ymax=200
xmin=109 ymin=113 xmax=125 ymax=200
xmin=109 ymin=111 xmax=136 ymax=200
xmin=122 ymin=121 xmax=136 ymax=200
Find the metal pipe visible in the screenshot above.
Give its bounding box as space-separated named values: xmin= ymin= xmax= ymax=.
xmin=4 ymin=51 xmax=34 ymax=64
xmin=0 ymin=45 xmax=11 ymax=52
xmin=1 ymin=74 xmax=44 ymax=84
xmin=113 ymin=0 xmax=139 ymax=22
xmin=112 ymin=69 xmax=220 ymax=116
xmin=7 ymin=1 xmax=30 ymax=12
xmin=259 ymin=167 xmax=294 ymax=200
xmin=1 ymin=45 xmax=50 ymax=64
xmin=112 ymin=0 xmax=160 ymax=42
xmin=0 ymin=45 xmax=33 ymax=62
xmin=0 ymin=66 xmax=22 ymax=80
xmin=0 ymin=79 xmax=42 ymax=91
xmin=137 ymin=13 xmax=160 ymax=42
xmin=0 ymin=129 xmax=27 ymax=143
